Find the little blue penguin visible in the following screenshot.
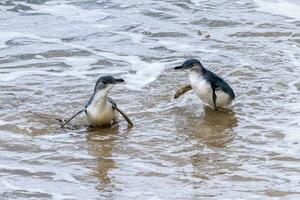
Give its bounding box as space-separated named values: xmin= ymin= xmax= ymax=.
xmin=174 ymin=59 xmax=235 ymax=110
xmin=61 ymin=76 xmax=133 ymax=128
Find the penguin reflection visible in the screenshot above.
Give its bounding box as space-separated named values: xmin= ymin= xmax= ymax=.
xmin=176 ymin=107 xmax=237 ymax=147
xmin=86 ymin=127 xmax=118 ymax=191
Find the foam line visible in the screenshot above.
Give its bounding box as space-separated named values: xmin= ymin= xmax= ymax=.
xmin=17 ymin=1 xmax=109 ymax=23
xmin=0 ymin=31 xmax=165 ymax=89
xmin=253 ymin=0 xmax=300 ymax=20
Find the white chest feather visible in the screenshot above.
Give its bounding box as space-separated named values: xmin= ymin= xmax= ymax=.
xmin=189 ymin=71 xmax=231 ymax=109
xmin=86 ymin=91 xmax=115 ymax=126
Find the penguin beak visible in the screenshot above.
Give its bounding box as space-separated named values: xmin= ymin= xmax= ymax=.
xmin=113 ymin=78 xmax=125 ymax=84
xmin=174 ymin=65 xmax=184 ymax=70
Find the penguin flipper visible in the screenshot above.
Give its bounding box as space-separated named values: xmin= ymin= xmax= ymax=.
xmin=108 ymin=97 xmax=117 ymax=109
xmin=211 ymin=84 xmax=217 ymax=111
xmin=108 ymin=97 xmax=133 ymax=128
xmin=61 ymin=109 xmax=85 ymax=128
xmin=174 ymin=84 xmax=192 ymax=99
xmin=114 ymin=107 xmax=133 ymax=128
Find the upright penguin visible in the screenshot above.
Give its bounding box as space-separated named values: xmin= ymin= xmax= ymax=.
xmin=174 ymin=59 xmax=235 ymax=110
xmin=61 ymin=76 xmax=133 ymax=128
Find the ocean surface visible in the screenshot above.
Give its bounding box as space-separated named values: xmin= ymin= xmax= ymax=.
xmin=0 ymin=0 xmax=300 ymax=199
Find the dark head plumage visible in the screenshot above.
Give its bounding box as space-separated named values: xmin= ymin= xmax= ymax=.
xmin=174 ymin=59 xmax=204 ymax=70
xmin=95 ymin=76 xmax=124 ymax=91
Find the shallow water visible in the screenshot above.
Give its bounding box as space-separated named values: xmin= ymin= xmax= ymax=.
xmin=0 ymin=0 xmax=300 ymax=199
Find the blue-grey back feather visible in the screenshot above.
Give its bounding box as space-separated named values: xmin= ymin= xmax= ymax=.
xmin=204 ymin=70 xmax=235 ymax=100
xmin=85 ymin=95 xmax=94 ymax=109
xmin=108 ymin=97 xmax=117 ymax=109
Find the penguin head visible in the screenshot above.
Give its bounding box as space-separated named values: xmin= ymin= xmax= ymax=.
xmin=174 ymin=59 xmax=204 ymax=71
xmin=95 ymin=76 xmax=124 ymax=91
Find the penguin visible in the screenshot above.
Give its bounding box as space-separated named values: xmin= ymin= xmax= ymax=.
xmin=61 ymin=76 xmax=133 ymax=128
xmin=174 ymin=59 xmax=235 ymax=110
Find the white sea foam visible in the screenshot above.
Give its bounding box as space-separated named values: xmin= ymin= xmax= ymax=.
xmin=0 ymin=41 xmax=8 ymax=49
xmin=0 ymin=31 xmax=165 ymax=89
xmin=0 ymin=32 xmax=62 ymax=46
xmin=0 ymin=32 xmax=24 ymax=49
xmin=0 ymin=119 xmax=8 ymax=126
xmin=116 ymin=31 xmax=144 ymax=44
xmin=63 ymin=57 xmax=98 ymax=69
xmin=52 ymin=193 xmax=77 ymax=200
xmin=0 ymin=5 xmax=14 ymax=11
xmin=53 ymin=173 xmax=80 ymax=183
xmin=0 ymin=164 xmax=47 ymax=174
xmin=159 ymin=40 xmax=218 ymax=53
xmin=120 ymin=56 xmax=165 ymax=90
xmin=0 ymin=59 xmax=55 ymax=70
xmin=285 ymin=49 xmax=300 ymax=93
xmin=253 ymin=0 xmax=300 ymax=20
xmin=0 ymin=181 xmax=22 ymax=191
xmin=1 ymin=181 xmax=77 ymax=200
xmin=0 ymin=68 xmax=89 ymax=81
xmin=35 ymin=55 xmax=46 ymax=59
xmin=191 ymin=0 xmax=208 ymax=6
xmin=0 ymin=0 xmax=178 ymax=91
xmin=91 ymin=24 xmax=111 ymax=29
xmin=18 ymin=1 xmax=109 ymax=24
xmin=15 ymin=1 xmax=112 ymax=31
